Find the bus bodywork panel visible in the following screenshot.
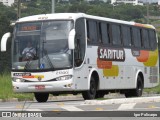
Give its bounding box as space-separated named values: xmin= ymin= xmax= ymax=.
xmin=74 ymin=46 xmax=159 ymax=91
xmin=12 ymin=69 xmax=75 ymax=92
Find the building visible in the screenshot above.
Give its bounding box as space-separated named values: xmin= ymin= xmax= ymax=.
xmin=0 ymin=0 xmax=15 ymax=6
xmin=111 ymin=0 xmax=143 ymax=5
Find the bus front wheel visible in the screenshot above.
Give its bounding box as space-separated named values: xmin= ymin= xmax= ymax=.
xmin=95 ymin=91 xmax=105 ymax=98
xmin=82 ymin=76 xmax=97 ymax=100
xmin=34 ymin=93 xmax=49 ymax=102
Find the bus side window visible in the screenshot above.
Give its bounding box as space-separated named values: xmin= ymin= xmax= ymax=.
xmin=140 ymin=29 xmax=144 ymax=48
xmin=149 ymin=30 xmax=157 ymax=50
xmin=111 ymin=24 xmax=121 ymax=46
xmin=86 ymin=20 xmax=90 ymax=43
xmin=132 ymin=27 xmax=142 ymax=48
xmin=100 ymin=22 xmax=109 ymax=45
xmin=97 ymin=22 xmax=102 ymax=44
xmin=142 ymin=29 xmax=150 ymax=49
xmin=87 ymin=20 xmax=98 ymax=44
xmin=122 ymin=25 xmax=132 ymax=47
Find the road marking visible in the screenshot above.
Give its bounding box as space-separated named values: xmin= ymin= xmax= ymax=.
xmin=131 ymin=107 xmax=160 ymax=110
xmin=148 ymin=105 xmax=156 ymax=109
xmin=57 ymin=103 xmax=64 ymax=106
xmin=118 ymin=103 xmax=136 ymax=110
xmin=61 ymin=106 xmax=84 ymax=111
xmin=27 ymin=104 xmax=60 ymax=107
xmin=52 ymin=110 xmax=61 ymax=112
xmin=25 ymin=109 xmax=43 ymax=111
xmin=95 ymin=108 xmax=104 ymax=111
xmin=15 ymin=105 xmax=24 ymax=109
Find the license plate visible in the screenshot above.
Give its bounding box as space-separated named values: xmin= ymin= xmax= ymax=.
xmin=35 ymin=85 xmax=45 ymax=90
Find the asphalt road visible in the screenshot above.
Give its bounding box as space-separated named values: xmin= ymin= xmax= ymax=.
xmin=0 ymin=96 xmax=160 ymax=120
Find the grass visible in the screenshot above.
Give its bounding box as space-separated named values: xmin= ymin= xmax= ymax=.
xmin=144 ymin=83 xmax=160 ymax=94
xmin=96 ymin=97 xmax=108 ymax=100
xmin=0 ymin=72 xmax=34 ymax=101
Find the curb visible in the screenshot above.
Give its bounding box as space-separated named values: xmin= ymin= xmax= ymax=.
xmin=48 ymin=95 xmax=83 ymax=101
xmin=84 ymin=96 xmax=160 ymax=105
xmin=1 ymin=98 xmax=19 ymax=102
xmin=0 ymin=95 xmax=83 ymax=102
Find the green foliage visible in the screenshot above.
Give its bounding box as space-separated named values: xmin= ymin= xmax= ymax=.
xmin=1 ymin=1 xmax=160 ymax=73
xmin=0 ymin=4 xmax=16 ymax=73
xmin=144 ymin=83 xmax=160 ymax=94
xmin=0 ymin=72 xmax=34 ymax=100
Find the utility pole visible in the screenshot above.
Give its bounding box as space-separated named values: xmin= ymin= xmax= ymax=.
xmin=17 ymin=0 xmax=21 ymax=19
xmin=146 ymin=0 xmax=149 ymax=24
xmin=52 ymin=0 xmax=55 ymax=13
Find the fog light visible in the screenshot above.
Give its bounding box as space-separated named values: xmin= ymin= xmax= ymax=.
xmin=12 ymin=78 xmax=25 ymax=82
xmin=13 ymin=86 xmax=19 ymax=89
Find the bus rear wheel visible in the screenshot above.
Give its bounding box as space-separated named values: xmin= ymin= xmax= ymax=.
xmin=125 ymin=75 xmax=143 ymax=98
xmin=82 ymin=76 xmax=97 ymax=100
xmin=34 ymin=93 xmax=49 ymax=102
xmin=133 ymin=76 xmax=143 ymax=97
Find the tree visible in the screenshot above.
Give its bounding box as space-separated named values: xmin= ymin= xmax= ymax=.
xmin=0 ymin=4 xmax=16 ymax=73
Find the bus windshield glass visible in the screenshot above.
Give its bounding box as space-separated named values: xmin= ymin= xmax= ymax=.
xmin=12 ymin=20 xmax=73 ymax=71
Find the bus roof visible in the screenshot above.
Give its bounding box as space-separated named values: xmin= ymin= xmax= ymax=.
xmin=17 ymin=13 xmax=155 ymax=29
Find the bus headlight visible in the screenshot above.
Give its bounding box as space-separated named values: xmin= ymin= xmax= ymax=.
xmin=56 ymin=75 xmax=72 ymax=81
xmin=12 ymin=78 xmax=25 ymax=82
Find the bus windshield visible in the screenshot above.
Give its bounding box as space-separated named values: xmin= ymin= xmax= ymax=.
xmin=12 ymin=20 xmax=73 ymax=71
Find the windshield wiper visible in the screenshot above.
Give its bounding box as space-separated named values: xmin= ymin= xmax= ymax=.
xmin=43 ymin=49 xmax=55 ymax=70
xmin=24 ymin=60 xmax=31 ymax=71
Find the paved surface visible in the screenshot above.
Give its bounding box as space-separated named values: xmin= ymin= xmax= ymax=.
xmin=0 ymin=95 xmax=160 ymax=120
xmin=0 ymin=99 xmax=160 ymax=112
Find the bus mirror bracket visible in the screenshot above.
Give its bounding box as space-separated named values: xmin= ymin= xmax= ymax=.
xmin=68 ymin=29 xmax=75 ymax=50
xmin=1 ymin=32 xmax=11 ymax=52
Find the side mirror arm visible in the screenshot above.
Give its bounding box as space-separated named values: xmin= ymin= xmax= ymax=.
xmin=1 ymin=32 xmax=11 ymax=52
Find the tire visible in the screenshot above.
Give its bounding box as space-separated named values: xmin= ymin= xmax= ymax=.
xmin=52 ymin=93 xmax=59 ymax=96
xmin=124 ymin=91 xmax=133 ymax=98
xmin=34 ymin=93 xmax=49 ymax=102
xmin=82 ymin=76 xmax=97 ymax=100
xmin=125 ymin=75 xmax=143 ymax=98
xmin=95 ymin=91 xmax=105 ymax=98
xmin=133 ymin=76 xmax=143 ymax=97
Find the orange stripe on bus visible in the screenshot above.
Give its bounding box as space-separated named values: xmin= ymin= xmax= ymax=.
xmin=135 ymin=23 xmax=144 ymax=27
xmin=137 ymin=50 xmax=149 ymax=62
xmin=22 ymin=76 xmax=34 ymax=78
xmin=97 ymin=58 xmax=112 ymax=69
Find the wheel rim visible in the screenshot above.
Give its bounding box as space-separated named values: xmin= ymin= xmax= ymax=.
xmin=90 ymin=79 xmax=96 ymax=96
xmin=137 ymin=79 xmax=143 ymax=96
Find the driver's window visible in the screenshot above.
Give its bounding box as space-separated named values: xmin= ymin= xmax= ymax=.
xmin=74 ymin=18 xmax=86 ymax=67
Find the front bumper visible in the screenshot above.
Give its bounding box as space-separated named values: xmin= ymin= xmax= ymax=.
xmin=12 ymin=79 xmax=74 ymax=93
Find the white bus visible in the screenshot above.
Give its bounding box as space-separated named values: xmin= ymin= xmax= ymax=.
xmin=1 ymin=13 xmax=159 ymax=102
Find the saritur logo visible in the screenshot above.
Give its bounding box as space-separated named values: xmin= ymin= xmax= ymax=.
xmin=97 ymin=47 xmax=125 ymax=62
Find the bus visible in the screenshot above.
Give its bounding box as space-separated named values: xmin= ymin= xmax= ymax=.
xmin=1 ymin=13 xmax=159 ymax=102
